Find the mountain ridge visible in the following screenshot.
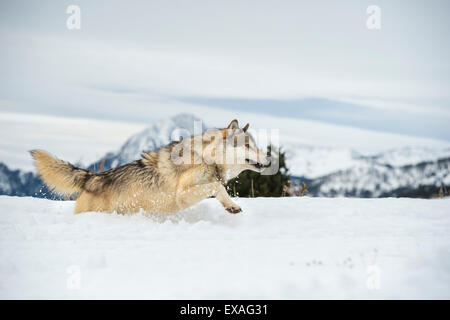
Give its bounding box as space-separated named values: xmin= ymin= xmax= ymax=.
xmin=1 ymin=113 xmax=449 ymax=199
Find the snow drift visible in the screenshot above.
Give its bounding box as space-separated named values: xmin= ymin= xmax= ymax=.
xmin=1 ymin=195 xmax=449 ymax=299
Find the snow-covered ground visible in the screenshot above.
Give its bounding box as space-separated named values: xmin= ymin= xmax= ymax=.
xmin=1 ymin=195 xmax=449 ymax=299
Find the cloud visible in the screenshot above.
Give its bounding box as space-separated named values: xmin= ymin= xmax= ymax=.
xmin=0 ymin=0 xmax=449 ymax=139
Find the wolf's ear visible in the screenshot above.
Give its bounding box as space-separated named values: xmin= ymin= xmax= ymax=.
xmin=242 ymin=123 xmax=249 ymax=132
xmin=227 ymin=119 xmax=239 ymax=129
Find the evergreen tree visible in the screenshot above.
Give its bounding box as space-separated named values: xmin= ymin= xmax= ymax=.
xmin=226 ymin=146 xmax=290 ymax=197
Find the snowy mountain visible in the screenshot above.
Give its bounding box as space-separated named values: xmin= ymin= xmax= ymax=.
xmin=307 ymin=156 xmax=450 ymax=197
xmin=285 ymin=144 xmax=450 ymax=179
xmin=285 ymin=144 xmax=450 ymax=197
xmin=83 ymin=114 xmax=450 ymax=199
xmin=0 ymin=113 xmax=449 ymax=199
xmin=284 ymin=144 xmax=361 ymax=178
xmin=360 ymin=146 xmax=450 ymax=168
xmin=0 ymin=163 xmax=55 ymax=198
xmin=87 ymin=113 xmax=206 ymax=172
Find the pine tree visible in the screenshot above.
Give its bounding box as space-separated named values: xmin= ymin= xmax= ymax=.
xmin=226 ymin=146 xmax=290 ymax=197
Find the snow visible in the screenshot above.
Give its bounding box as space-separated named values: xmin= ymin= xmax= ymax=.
xmin=1 ymin=195 xmax=449 ymax=299
xmin=311 ymin=158 xmax=450 ymax=197
xmin=284 ymin=144 xmax=360 ymax=178
xmin=284 ymin=144 xmax=450 ymax=178
xmin=371 ymin=146 xmax=450 ymax=167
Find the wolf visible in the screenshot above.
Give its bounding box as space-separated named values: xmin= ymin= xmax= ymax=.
xmin=30 ymin=120 xmax=271 ymax=214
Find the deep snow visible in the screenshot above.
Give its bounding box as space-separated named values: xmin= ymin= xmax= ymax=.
xmin=2 ymin=110 xmax=449 ymax=175
xmin=0 ymin=195 xmax=449 ymax=299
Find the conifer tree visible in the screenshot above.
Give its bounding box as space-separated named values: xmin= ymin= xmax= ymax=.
xmin=226 ymin=146 xmax=290 ymax=197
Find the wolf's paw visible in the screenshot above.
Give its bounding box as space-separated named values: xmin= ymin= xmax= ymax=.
xmin=225 ymin=205 xmax=242 ymax=214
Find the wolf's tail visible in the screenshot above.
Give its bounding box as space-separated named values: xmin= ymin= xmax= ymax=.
xmin=30 ymin=150 xmax=94 ymax=195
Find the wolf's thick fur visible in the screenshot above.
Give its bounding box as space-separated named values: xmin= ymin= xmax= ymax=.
xmin=31 ymin=120 xmax=270 ymax=215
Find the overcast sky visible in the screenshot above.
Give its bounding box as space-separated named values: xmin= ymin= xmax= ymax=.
xmin=1 ymin=0 xmax=450 ymax=140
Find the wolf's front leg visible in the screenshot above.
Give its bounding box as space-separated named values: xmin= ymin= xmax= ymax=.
xmin=214 ymin=183 xmax=242 ymax=214
xmin=176 ymin=182 xmax=242 ymax=214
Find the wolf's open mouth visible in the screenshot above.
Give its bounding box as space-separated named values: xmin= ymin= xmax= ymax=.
xmin=245 ymin=158 xmax=263 ymax=169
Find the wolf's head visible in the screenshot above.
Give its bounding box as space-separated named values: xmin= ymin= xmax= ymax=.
xmin=201 ymin=120 xmax=271 ymax=180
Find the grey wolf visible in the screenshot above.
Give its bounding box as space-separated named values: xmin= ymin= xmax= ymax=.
xmin=30 ymin=120 xmax=270 ymax=214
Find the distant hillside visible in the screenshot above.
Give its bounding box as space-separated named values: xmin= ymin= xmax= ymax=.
xmin=1 ymin=114 xmax=449 ymax=199
xmin=306 ymin=157 xmax=450 ymax=198
xmin=87 ymin=113 xmax=205 ymax=172
xmin=0 ymin=163 xmax=57 ymax=199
